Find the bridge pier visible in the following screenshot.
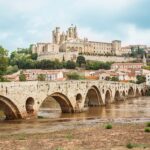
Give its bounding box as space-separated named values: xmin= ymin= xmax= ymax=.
xmin=0 ymin=81 xmax=147 ymax=120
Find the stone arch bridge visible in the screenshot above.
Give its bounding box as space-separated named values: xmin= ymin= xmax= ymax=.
xmin=0 ymin=81 xmax=147 ymax=120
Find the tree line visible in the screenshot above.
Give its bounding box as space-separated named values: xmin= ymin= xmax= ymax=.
xmin=0 ymin=45 xmax=112 ymax=81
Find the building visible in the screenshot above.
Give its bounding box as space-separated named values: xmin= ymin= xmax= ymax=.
xmin=23 ymin=70 xmax=64 ymax=81
xmin=146 ymin=73 xmax=150 ymax=86
xmin=111 ymin=63 xmax=143 ymax=71
xmin=32 ymin=43 xmax=59 ymax=55
xmin=32 ymin=25 xmax=136 ymax=61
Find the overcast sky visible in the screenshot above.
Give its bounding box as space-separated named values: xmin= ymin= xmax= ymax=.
xmin=0 ymin=0 xmax=150 ymax=51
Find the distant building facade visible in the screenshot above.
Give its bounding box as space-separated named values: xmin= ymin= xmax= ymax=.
xmin=23 ymin=70 xmax=64 ymax=81
xmin=111 ymin=63 xmax=143 ymax=71
xmin=31 ymin=25 xmax=139 ymax=61
xmin=146 ymin=73 xmax=150 ymax=86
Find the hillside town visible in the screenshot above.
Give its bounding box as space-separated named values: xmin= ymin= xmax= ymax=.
xmin=1 ymin=0 xmax=150 ymax=149
xmin=1 ymin=25 xmax=150 ymax=88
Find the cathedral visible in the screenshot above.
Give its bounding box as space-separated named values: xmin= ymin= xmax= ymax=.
xmin=32 ymin=25 xmax=132 ymax=61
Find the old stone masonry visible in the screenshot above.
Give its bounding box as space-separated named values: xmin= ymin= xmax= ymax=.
xmin=0 ymin=80 xmax=147 ymax=120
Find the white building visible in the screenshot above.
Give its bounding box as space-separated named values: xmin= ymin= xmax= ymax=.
xmin=146 ymin=73 xmax=150 ymax=86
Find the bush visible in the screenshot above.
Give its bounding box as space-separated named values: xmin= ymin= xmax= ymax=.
xmin=146 ymin=122 xmax=150 ymax=127
xmin=66 ymin=72 xmax=81 ymax=80
xmin=105 ymin=124 xmax=112 ymax=129
xmin=126 ymin=143 xmax=134 ymax=149
xmin=145 ymin=127 xmax=150 ymax=132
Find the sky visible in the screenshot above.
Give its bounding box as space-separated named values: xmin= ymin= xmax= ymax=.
xmin=0 ymin=0 xmax=150 ymax=51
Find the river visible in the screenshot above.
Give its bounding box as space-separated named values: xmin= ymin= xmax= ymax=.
xmin=0 ymin=96 xmax=150 ymax=136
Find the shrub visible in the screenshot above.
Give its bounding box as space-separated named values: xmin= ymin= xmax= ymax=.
xmin=145 ymin=127 xmax=150 ymax=132
xmin=146 ymin=122 xmax=150 ymax=127
xmin=105 ymin=124 xmax=112 ymax=129
xmin=126 ymin=143 xmax=134 ymax=149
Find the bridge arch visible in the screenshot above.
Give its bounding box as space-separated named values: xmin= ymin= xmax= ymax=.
xmin=39 ymin=92 xmax=74 ymax=113
xmin=84 ymin=86 xmax=103 ymax=107
xmin=0 ymin=95 xmax=22 ymax=120
xmin=76 ymin=93 xmax=82 ymax=103
xmin=141 ymin=89 xmax=145 ymax=96
xmin=122 ymin=91 xmax=126 ymax=97
xmin=105 ymin=90 xmax=112 ymax=105
xmin=26 ymin=97 xmax=35 ymax=114
xmin=128 ymin=87 xmax=134 ymax=97
xmin=136 ymin=88 xmax=140 ymax=96
xmin=114 ymin=90 xmax=121 ymax=101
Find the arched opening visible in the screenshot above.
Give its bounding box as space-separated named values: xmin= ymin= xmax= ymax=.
xmin=105 ymin=90 xmax=111 ymax=105
xmin=84 ymin=86 xmax=103 ymax=108
xmin=26 ymin=97 xmax=34 ymax=114
xmin=0 ymin=95 xmax=21 ymax=120
xmin=128 ymin=87 xmax=134 ymax=97
xmin=38 ymin=93 xmax=74 ymax=119
xmin=76 ymin=94 xmax=82 ymax=103
xmin=123 ymin=91 xmax=126 ymax=97
xmin=141 ymin=89 xmax=145 ymax=96
xmin=136 ymin=88 xmax=140 ymax=96
xmin=114 ymin=90 xmax=121 ymax=101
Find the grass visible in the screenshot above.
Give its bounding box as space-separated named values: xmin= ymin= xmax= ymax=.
xmin=66 ymin=132 xmax=73 ymax=140
xmin=38 ymin=116 xmax=44 ymax=119
xmin=145 ymin=127 xmax=150 ymax=133
xmin=16 ymin=133 xmax=26 ymax=140
xmin=105 ymin=123 xmax=112 ymax=129
xmin=126 ymin=143 xmax=134 ymax=149
xmin=55 ymin=147 xmax=64 ymax=150
xmin=126 ymin=143 xmax=149 ymax=149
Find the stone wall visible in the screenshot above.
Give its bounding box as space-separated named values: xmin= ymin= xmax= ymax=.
xmin=84 ymin=55 xmax=136 ymax=62
xmin=0 ymin=81 xmax=146 ymax=120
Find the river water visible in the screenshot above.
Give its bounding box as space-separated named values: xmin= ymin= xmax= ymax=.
xmin=0 ymin=97 xmax=150 ymax=136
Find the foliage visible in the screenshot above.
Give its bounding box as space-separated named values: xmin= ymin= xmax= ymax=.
xmin=66 ymin=132 xmax=73 ymax=140
xmin=145 ymin=89 xmax=150 ymax=96
xmin=19 ymin=72 xmax=26 ymax=81
xmin=111 ymin=76 xmax=119 ymax=81
xmin=65 ymin=60 xmax=76 ymax=69
xmin=126 ymin=143 xmax=134 ymax=149
xmin=143 ymin=65 xmax=150 ymax=70
xmin=37 ymin=74 xmax=46 ymax=81
xmin=105 ymin=124 xmax=112 ymax=129
xmin=86 ymin=61 xmax=112 ymax=70
xmin=130 ymin=47 xmax=145 ymax=58
xmin=66 ymin=72 xmax=82 ymax=80
xmin=76 ymin=55 xmax=86 ymax=67
xmin=6 ymin=65 xmax=19 ymax=75
xmin=0 ymin=46 xmax=8 ymax=78
xmin=146 ymin=122 xmax=150 ymax=127
xmin=136 ymin=75 xmax=146 ymax=84
xmin=0 ymin=77 xmax=10 ymax=82
xmin=144 ymin=127 xmax=150 ymax=132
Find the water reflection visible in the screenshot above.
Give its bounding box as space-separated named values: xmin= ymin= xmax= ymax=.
xmin=38 ymin=96 xmax=150 ymax=119
xmin=0 ymin=97 xmax=150 ymax=135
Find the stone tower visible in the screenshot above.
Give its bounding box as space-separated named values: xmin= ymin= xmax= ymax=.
xmin=143 ymin=52 xmax=147 ymax=66
xmin=112 ymin=40 xmax=121 ymax=55
xmin=52 ymin=27 xmax=61 ymax=44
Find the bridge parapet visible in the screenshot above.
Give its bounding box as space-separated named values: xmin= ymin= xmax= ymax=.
xmin=0 ymin=81 xmax=147 ymax=120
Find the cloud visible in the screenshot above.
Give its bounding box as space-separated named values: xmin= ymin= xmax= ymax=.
xmin=0 ymin=0 xmax=150 ymax=50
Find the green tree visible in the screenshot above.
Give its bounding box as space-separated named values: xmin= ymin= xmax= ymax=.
xmin=0 ymin=46 xmax=8 ymax=81
xmin=37 ymin=74 xmax=46 ymax=81
xmin=85 ymin=61 xmax=112 ymax=70
xmin=76 ymin=55 xmax=86 ymax=67
xmin=66 ymin=72 xmax=81 ymax=80
xmin=6 ymin=65 xmax=19 ymax=75
xmin=136 ymin=75 xmax=146 ymax=84
xmin=19 ymin=72 xmax=26 ymax=81
xmin=111 ymin=76 xmax=119 ymax=81
xmin=65 ymin=60 xmax=76 ymax=69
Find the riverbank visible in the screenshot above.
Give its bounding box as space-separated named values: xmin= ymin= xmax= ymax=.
xmin=0 ymin=122 xmax=150 ymax=150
